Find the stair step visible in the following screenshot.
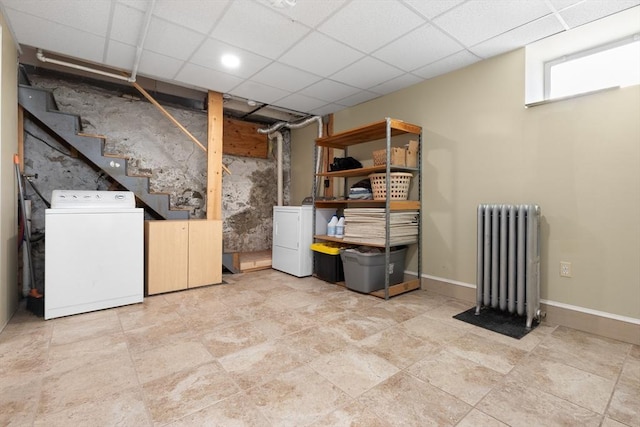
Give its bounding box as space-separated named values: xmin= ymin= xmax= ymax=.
xmin=18 ymin=84 xmax=190 ymax=221
xmin=103 ymin=152 xmax=129 ymax=159
xmin=77 ymin=132 xmax=107 ymax=139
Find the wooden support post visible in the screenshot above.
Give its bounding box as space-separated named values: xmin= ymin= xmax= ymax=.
xmin=207 ymin=91 xmax=224 ymax=221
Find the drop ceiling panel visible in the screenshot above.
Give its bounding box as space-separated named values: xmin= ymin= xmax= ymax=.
xmin=403 ymin=0 xmax=467 ymax=19
xmin=317 ymin=0 xmax=424 ymax=53
xmin=116 ymin=0 xmax=147 ymax=12
xmin=470 ymin=15 xmax=565 ymax=59
xmin=138 ymin=51 xmax=185 ymax=80
xmin=370 ymin=73 xmax=424 ymax=95
xmin=373 ymin=24 xmax=464 ymax=71
xmin=433 ymin=0 xmax=552 ymax=46
xmin=413 ymin=50 xmax=481 ymax=80
xmin=175 ymin=63 xmax=243 ymax=93
xmin=143 ymin=17 xmax=207 ymax=61
xmin=548 ymin=0 xmax=584 ymax=10
xmin=336 ymin=90 xmax=380 ymax=107
xmin=251 ymin=63 xmax=322 ymax=92
xmin=255 ymin=0 xmax=347 ymax=28
xmin=298 ymin=79 xmax=360 ymax=103
xmin=3 ymin=0 xmax=636 ymax=119
xmin=110 ymin=3 xmax=146 ymax=46
xmin=7 ymin=10 xmax=105 ymax=63
xmin=231 ymin=80 xmax=291 ymax=104
xmin=2 ymin=0 xmax=112 ymax=36
xmin=190 ymin=38 xmax=272 ymax=78
xmin=279 ymin=32 xmax=364 ymax=76
xmin=330 ymin=56 xmax=404 ymax=89
xmin=211 ymin=0 xmax=310 ymax=59
xmin=558 ymin=0 xmax=640 ymax=29
xmin=273 ymin=93 xmax=327 ymax=113
xmin=105 ymin=41 xmax=137 ymax=70
xmin=152 ymin=0 xmax=230 ymax=35
xmin=309 ymin=103 xmax=344 ymax=116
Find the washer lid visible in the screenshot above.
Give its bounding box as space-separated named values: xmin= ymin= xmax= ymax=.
xmin=50 ymin=190 xmax=136 ymax=209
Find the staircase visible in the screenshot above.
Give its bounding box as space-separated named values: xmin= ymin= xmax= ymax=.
xmin=18 ymin=84 xmax=189 ymax=220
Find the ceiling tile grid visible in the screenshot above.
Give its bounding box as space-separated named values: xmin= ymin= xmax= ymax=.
xmin=1 ymin=0 xmax=638 ymax=120
xmin=316 ymin=0 xmax=425 ymax=53
xmin=372 ymin=24 xmax=465 ymax=72
xmin=210 ymin=0 xmax=310 ymax=60
xmin=188 ymin=37 xmax=272 ymax=79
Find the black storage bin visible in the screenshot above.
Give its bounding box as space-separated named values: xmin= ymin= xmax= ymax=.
xmin=311 ymin=243 xmax=345 ymax=283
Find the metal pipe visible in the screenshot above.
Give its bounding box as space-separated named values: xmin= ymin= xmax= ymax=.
xmin=257 ymin=115 xmax=323 ymax=139
xmin=36 ymin=49 xmax=135 ymax=83
xmin=258 ymin=116 xmax=324 ymax=203
xmin=130 ymin=0 xmax=156 ymax=81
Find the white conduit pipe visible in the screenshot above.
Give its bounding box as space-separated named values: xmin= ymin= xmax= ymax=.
xmin=263 ymin=131 xmax=284 ymax=206
xmin=258 ymin=116 xmax=324 ymax=203
xmin=37 ymin=49 xmax=136 ymax=82
xmin=130 ymin=0 xmax=155 ymax=81
xmin=37 ymin=0 xmax=154 ymax=82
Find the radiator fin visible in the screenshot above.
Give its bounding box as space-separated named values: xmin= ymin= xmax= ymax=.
xmin=476 ymin=204 xmax=540 ymax=328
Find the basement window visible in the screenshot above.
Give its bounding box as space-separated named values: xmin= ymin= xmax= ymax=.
xmin=544 ymin=36 xmax=640 ymax=99
xmin=525 ymin=6 xmax=640 ymax=106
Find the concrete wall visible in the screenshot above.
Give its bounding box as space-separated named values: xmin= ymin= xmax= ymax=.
xmin=0 ymin=12 xmax=19 ymax=331
xmin=292 ymin=48 xmax=640 ymax=323
xmin=22 ymin=73 xmax=288 ymax=290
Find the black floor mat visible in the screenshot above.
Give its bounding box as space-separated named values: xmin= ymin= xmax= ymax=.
xmin=453 ymin=306 xmax=538 ymax=339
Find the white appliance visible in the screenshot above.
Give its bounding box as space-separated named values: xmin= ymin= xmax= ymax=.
xmin=272 ymin=206 xmax=334 ymax=277
xmin=45 ymin=190 xmax=144 ymax=319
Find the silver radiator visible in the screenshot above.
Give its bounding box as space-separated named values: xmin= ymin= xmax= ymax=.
xmin=476 ymin=204 xmax=541 ymax=328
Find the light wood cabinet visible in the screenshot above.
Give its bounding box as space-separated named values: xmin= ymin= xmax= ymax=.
xmin=145 ymin=219 xmax=222 ymax=295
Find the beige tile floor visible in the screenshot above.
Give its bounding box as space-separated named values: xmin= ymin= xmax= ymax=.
xmin=1 ymin=269 xmax=638 ymax=426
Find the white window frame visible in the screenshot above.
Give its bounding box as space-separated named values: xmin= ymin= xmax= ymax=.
xmin=525 ymin=6 xmax=640 ymax=107
xmin=543 ymin=35 xmax=640 ymax=100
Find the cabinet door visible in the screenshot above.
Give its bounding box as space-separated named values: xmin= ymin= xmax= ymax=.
xmin=188 ymin=220 xmax=222 ymax=288
xmin=145 ymin=220 xmax=188 ymax=295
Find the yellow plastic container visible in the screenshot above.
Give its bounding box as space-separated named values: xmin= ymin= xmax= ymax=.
xmin=310 ymin=242 xmax=342 ymax=255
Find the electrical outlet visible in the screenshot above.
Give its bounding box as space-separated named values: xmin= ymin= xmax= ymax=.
xmin=560 ymin=261 xmax=572 ymax=278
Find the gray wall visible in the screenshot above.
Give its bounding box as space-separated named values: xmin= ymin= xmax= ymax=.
xmin=23 ymin=74 xmax=288 ymax=289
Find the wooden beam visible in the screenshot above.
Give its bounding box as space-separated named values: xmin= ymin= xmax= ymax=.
xmin=223 ymin=118 xmax=268 ymax=158
xmin=131 ymin=82 xmax=231 ymax=175
xmin=207 ymin=91 xmax=224 ymax=220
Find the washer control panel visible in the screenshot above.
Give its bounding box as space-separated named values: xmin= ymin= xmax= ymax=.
xmin=51 ymin=190 xmax=136 ymax=209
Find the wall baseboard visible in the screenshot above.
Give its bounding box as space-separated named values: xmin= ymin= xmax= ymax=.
xmin=418 ymin=273 xmax=640 ymax=345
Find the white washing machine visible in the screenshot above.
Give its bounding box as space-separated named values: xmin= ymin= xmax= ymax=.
xmin=45 ymin=190 xmax=144 ymax=320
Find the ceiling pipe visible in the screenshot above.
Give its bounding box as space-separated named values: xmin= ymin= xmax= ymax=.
xmin=258 ymin=115 xmax=323 ymax=139
xmin=36 ymin=49 xmax=135 ymax=83
xmin=130 ymin=0 xmax=156 ymax=81
xmin=258 ymin=116 xmax=324 ymax=204
xmin=36 ymin=1 xmax=154 ymax=83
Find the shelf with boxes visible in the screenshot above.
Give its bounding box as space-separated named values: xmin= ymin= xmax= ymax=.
xmin=312 ymin=118 xmax=422 ymax=299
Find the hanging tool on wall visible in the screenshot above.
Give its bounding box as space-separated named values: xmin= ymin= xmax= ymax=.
xmin=14 ymin=154 xmax=42 ymax=306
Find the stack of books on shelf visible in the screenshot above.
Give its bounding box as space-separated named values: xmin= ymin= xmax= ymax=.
xmin=343 ymin=208 xmax=419 ymax=246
